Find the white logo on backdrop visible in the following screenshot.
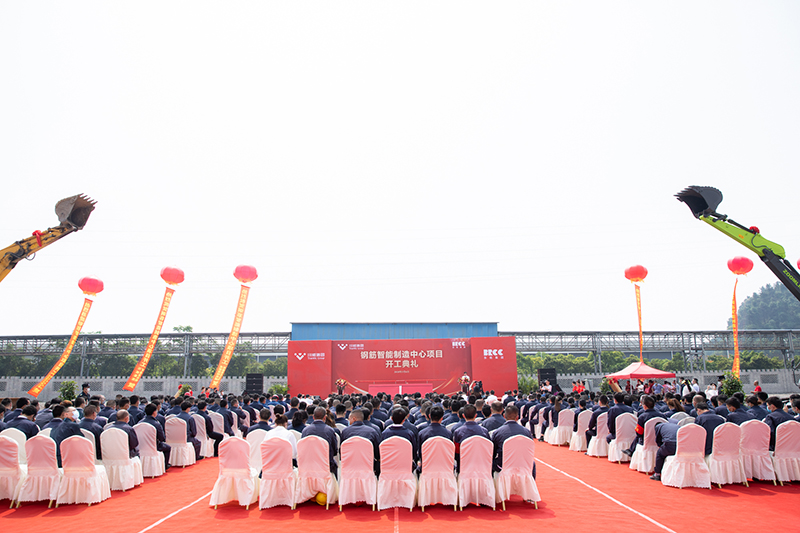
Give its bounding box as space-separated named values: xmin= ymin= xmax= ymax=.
xmin=295 ymin=353 xmax=305 ymax=361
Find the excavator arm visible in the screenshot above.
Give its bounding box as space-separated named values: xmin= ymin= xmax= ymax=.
xmin=0 ymin=194 xmax=96 ymax=285
xmin=676 ymin=186 xmax=800 ymax=302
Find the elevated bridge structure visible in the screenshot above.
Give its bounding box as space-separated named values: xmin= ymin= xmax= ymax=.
xmin=0 ymin=329 xmax=797 ymax=376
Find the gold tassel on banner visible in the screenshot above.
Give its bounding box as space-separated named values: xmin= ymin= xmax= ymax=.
xmin=124 ymin=287 xmax=175 ymax=391
xmin=731 ymin=278 xmax=740 ymax=378
xmin=209 ymin=265 xmax=258 ymax=391
xmin=124 ymin=267 xmax=184 ymax=391
xmin=28 ymin=276 xmax=104 ymax=397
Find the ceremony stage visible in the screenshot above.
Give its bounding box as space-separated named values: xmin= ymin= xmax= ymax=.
xmin=2 ymin=437 xmax=798 ymax=533
xmin=288 ymin=335 xmax=518 ymax=396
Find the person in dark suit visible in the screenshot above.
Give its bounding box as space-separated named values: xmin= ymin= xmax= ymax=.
xmin=196 ymin=401 xmax=223 ymax=457
xmin=585 ymin=395 xmax=609 ymax=446
xmin=650 ymin=420 xmax=679 ymax=481
xmin=229 ymin=398 xmax=248 ymax=437
xmin=362 ymin=403 xmax=384 ymax=433
xmin=746 ymin=396 xmax=768 ymax=421
xmin=103 ymin=409 xmax=140 ymax=458
xmin=606 ymin=393 xmax=634 ymax=444
xmin=342 ymin=409 xmax=381 ymax=474
xmin=622 ymin=395 xmax=665 ymax=456
xmin=481 ymin=401 xmax=506 ymax=433
xmin=491 ymin=404 xmax=535 ymax=476
xmin=248 ymin=408 xmax=273 ymax=433
xmin=419 ymin=405 xmax=452 ymax=446
xmin=301 ymin=406 xmax=339 ymax=475
xmin=128 ymin=395 xmax=144 ymax=425
xmin=99 ymin=400 xmax=116 ymax=419
xmin=177 ymin=401 xmax=202 ymax=460
xmin=7 ymin=405 xmax=40 ymax=439
xmin=79 ymin=404 xmax=105 ymax=460
xmin=4 ymin=398 xmax=29 ymax=423
xmin=51 ymin=407 xmax=83 ymax=467
xmin=334 ymin=404 xmax=349 ymax=427
xmin=42 ymin=404 xmax=66 ymax=431
xmin=216 ymin=399 xmax=236 ymax=437
xmin=140 ymin=403 xmax=171 ymax=467
xmin=694 ymin=403 xmax=725 ymax=456
xmin=453 ymin=404 xmax=489 ymax=472
xmin=108 ymin=397 xmax=132 ymax=424
xmin=382 ymin=408 xmax=419 ymax=465
xmin=764 ymin=396 xmax=795 ymax=451
xmin=726 ymin=397 xmax=755 ymax=425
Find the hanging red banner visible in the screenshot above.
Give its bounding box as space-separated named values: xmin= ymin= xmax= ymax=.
xmin=209 ymin=285 xmax=249 ymax=390
xmin=731 ymin=278 xmax=740 ymax=378
xmin=28 ymin=298 xmax=93 ymax=397
xmin=124 ymin=287 xmax=175 ymax=391
xmin=635 ymin=283 xmax=643 ymax=362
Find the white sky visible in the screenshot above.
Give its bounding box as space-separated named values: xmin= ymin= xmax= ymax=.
xmin=2 ymin=2 xmax=799 ymax=337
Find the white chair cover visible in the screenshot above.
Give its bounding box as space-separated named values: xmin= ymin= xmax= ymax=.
xmin=193 ymin=414 xmax=214 ymax=458
xmin=80 ymin=428 xmax=101 ymax=463
xmin=569 ymin=410 xmax=592 ymax=452
xmin=295 ymin=435 xmax=339 ymax=508
xmin=338 ymin=436 xmax=378 ymax=509
xmin=165 ymin=417 xmax=195 ymax=467
xmin=101 ymin=428 xmax=144 ymax=491
xmin=209 ymin=437 xmax=259 ymax=508
xmin=134 ymin=424 xmax=165 ymax=478
xmin=586 ymin=413 xmax=609 ymax=457
xmin=457 ymin=436 xmax=495 ymax=510
xmin=56 ymin=436 xmax=111 ymax=506
xmin=0 ymin=436 xmax=26 ymax=504
xmin=232 ymin=413 xmax=243 ymax=438
xmin=670 ymin=412 xmax=689 ymax=422
xmin=706 ymin=423 xmax=747 ymax=487
xmin=552 ymin=410 xmax=575 ymax=446
xmin=543 ymin=411 xmax=554 ymax=444
xmin=608 ymin=413 xmax=637 ymax=463
xmin=418 ymin=436 xmax=457 ymax=510
xmin=39 ymin=428 xmax=53 ymax=438
xmin=16 ymin=435 xmax=60 ymax=507
xmin=630 ymin=417 xmax=665 ymax=473
xmin=246 ymin=429 xmax=268 ymax=472
xmin=377 ymin=436 xmax=417 ymax=510
xmin=209 ymin=411 xmax=226 ymax=438
xmin=740 ymin=419 xmax=775 ymax=482
xmin=533 ymin=414 xmax=545 ymax=440
xmin=494 ymin=435 xmax=540 ymax=509
xmin=661 ymin=424 xmax=711 ymax=489
xmin=1 ymin=428 xmax=28 ymax=464
xmin=259 ymin=437 xmax=298 ymax=509
xmin=771 ymin=420 xmax=800 ymax=483
xmin=678 ymin=417 xmax=696 ymax=427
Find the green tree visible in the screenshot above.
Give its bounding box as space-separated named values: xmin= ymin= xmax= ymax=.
xmin=730 ymin=282 xmax=800 ymax=329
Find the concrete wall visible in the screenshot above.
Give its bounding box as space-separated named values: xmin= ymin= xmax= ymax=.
xmin=0 ymin=376 xmax=288 ymax=400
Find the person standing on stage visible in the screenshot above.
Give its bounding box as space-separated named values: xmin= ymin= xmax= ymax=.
xmin=460 ymin=372 xmax=471 ymax=394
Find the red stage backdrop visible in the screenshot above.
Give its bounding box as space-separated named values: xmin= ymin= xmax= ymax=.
xmin=288 ymin=336 xmax=517 ymax=397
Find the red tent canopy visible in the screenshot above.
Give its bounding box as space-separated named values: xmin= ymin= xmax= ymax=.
xmin=605 ymin=361 xmax=676 ymax=381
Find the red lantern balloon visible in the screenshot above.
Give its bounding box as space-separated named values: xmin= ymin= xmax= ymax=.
xmin=160 ymin=266 xmax=185 ymax=285
xmin=727 ymin=256 xmax=754 ymax=276
xmin=234 ymin=264 xmax=258 ymax=284
xmin=78 ymin=276 xmax=104 ymax=295
xmin=624 ymin=265 xmax=648 ymax=282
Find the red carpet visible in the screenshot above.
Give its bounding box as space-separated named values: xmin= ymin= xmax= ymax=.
xmin=2 ymin=443 xmax=799 ymax=533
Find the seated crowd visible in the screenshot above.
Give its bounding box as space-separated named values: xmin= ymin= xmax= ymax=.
xmin=2 ymin=381 xmax=798 ymax=487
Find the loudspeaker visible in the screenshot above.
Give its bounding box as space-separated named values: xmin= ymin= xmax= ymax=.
xmin=245 ymin=373 xmax=264 ymax=394
xmin=538 ymin=368 xmax=557 ymax=385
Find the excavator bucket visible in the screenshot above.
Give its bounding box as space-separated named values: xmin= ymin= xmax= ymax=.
xmin=675 ymin=186 xmax=723 ymax=218
xmin=55 ymin=194 xmax=96 ymax=229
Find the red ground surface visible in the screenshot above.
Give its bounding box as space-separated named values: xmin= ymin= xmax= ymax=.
xmin=2 ymin=440 xmax=799 ymax=533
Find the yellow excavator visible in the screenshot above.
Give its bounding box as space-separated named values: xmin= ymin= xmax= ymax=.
xmin=0 ymin=194 xmax=96 ymax=285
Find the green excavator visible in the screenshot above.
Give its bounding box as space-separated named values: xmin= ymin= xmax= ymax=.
xmin=0 ymin=194 xmax=96 ymax=285
xmin=676 ymin=186 xmax=800 ymax=302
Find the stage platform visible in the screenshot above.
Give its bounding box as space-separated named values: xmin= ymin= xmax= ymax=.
xmin=367 ymin=382 xmax=433 ymax=395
